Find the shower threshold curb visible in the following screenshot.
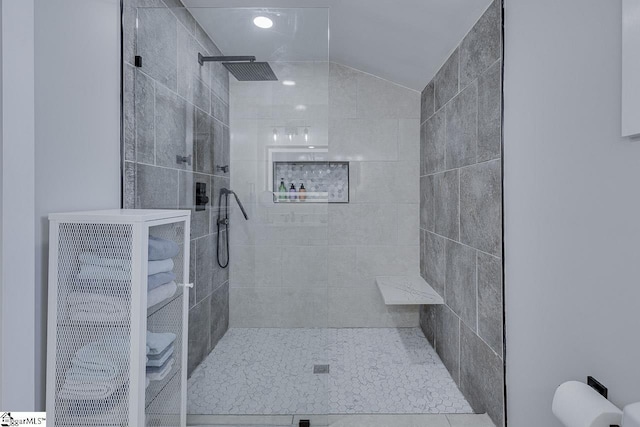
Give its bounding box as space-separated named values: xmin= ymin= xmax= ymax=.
xmin=187 ymin=413 xmax=494 ymax=427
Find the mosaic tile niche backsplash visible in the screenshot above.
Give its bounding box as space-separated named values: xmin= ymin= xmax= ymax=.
xmin=273 ymin=162 xmax=349 ymax=203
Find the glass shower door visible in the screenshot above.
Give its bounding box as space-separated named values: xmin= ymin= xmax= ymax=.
xmin=130 ymin=4 xmax=332 ymax=425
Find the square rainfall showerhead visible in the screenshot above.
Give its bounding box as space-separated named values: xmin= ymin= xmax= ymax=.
xmin=223 ymin=62 xmax=278 ymax=81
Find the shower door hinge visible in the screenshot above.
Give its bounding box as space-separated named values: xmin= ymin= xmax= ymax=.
xmin=134 ymin=56 xmax=142 ymax=67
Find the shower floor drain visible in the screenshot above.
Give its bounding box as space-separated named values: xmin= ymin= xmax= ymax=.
xmin=313 ymin=364 xmax=330 ymax=374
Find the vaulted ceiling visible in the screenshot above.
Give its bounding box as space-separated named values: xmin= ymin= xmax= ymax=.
xmin=182 ymin=0 xmax=493 ymax=91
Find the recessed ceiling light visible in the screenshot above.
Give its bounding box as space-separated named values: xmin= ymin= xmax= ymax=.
xmin=308 ymin=146 xmax=315 ymax=149
xmin=253 ymin=16 xmax=273 ymax=29
xmin=282 ymin=80 xmax=296 ymax=86
xmin=295 ymin=104 xmax=307 ymax=111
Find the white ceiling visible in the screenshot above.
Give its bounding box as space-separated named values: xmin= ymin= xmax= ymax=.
xmin=182 ymin=0 xmax=493 ymax=91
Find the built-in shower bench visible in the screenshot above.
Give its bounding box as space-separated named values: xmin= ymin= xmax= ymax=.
xmin=376 ymin=276 xmax=444 ymax=305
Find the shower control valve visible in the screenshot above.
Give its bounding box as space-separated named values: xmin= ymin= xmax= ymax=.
xmin=218 ymin=218 xmax=229 ymax=226
xmin=216 ymin=165 xmax=229 ymax=173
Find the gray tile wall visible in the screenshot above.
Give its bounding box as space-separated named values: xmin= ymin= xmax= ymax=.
xmin=418 ymin=1 xmax=504 ymax=425
xmin=122 ymin=0 xmax=230 ymax=377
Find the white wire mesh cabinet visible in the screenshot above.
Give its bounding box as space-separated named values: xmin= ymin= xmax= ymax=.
xmin=46 ymin=209 xmax=192 ymax=427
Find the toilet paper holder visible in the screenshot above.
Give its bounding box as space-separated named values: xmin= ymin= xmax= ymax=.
xmin=553 ymin=377 xmax=622 ymax=427
xmin=587 ymin=376 xmax=620 ymax=427
xmin=588 ymin=376 xmax=609 ymax=399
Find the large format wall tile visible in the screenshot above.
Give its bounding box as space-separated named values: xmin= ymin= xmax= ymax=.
xmin=329 ymin=118 xmax=398 ymax=161
xmin=124 ymin=162 xmax=136 ymax=209
xmin=460 ymin=159 xmax=501 ymax=256
xmin=137 ymin=7 xmax=178 ymax=91
xmin=419 ymin=304 xmax=436 ymax=346
xmin=397 ymin=204 xmax=420 ymax=246
xmin=177 ymin=23 xmax=211 ymax=110
xmin=446 ymin=83 xmax=478 ymax=169
xmin=123 ymin=65 xmax=135 ymax=161
xmin=419 ymin=2 xmax=503 ymax=425
xmin=210 ymin=281 xmax=229 ymax=352
xmin=435 ymin=305 xmax=461 ymax=383
xmin=420 ymin=175 xmax=435 ymax=232
xmin=329 ymin=62 xmax=358 ymax=119
xmin=434 ymin=170 xmax=460 ymax=240
xmin=399 ymin=119 xmax=420 ymax=161
xmin=328 ymin=286 xmax=418 ymax=328
xmin=424 ymin=232 xmax=446 ymax=298
xmin=356 ymin=72 xmax=420 ymax=119
xmin=135 ymin=69 xmax=156 ymax=164
xmin=421 ymin=81 xmax=435 ymax=121
xmin=434 ymin=49 xmax=459 ymax=111
xmin=460 ymin=323 xmax=504 ymax=426
xmin=195 ymin=234 xmax=214 ymax=303
xmin=459 ymin=0 xmax=502 ymax=88
xmin=355 ymin=246 xmax=418 ymax=279
xmin=477 ymin=252 xmax=503 ymax=356
xmin=445 ymin=240 xmax=477 ymax=330
xmin=352 ymin=161 xmax=418 ymax=204
xmin=477 ymin=61 xmax=502 ymax=162
xmin=188 ymin=294 xmax=211 ymax=376
xmin=135 ymin=163 xmax=179 ymax=209
xmin=282 ymin=246 xmax=328 ymax=285
xmin=328 ymin=246 xmax=358 ymax=286
xmin=328 ymin=204 xmax=397 ymax=246
xmin=155 ymin=84 xmax=194 ymax=169
xmin=424 ymin=109 xmax=446 ymax=175
xmin=194 ymin=110 xmax=214 ymax=174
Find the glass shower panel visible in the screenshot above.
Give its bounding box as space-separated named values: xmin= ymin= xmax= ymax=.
xmin=133 ymin=5 xmax=331 ymax=425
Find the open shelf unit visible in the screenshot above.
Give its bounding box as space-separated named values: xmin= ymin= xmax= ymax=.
xmin=46 ymin=209 xmax=191 ymax=427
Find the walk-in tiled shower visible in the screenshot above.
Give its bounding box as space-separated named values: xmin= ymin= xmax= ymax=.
xmin=122 ymin=1 xmax=504 ymax=425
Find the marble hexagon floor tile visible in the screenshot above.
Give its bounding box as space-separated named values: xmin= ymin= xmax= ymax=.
xmin=187 ymin=328 xmax=472 ymax=415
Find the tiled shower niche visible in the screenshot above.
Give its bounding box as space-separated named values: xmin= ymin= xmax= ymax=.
xmin=273 ymin=162 xmax=349 ymax=203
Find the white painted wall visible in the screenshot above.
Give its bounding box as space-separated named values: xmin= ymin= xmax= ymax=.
xmin=504 ymin=0 xmax=640 ymax=425
xmin=1 ymin=0 xmax=35 ymax=411
xmin=33 ymin=0 xmax=121 ymax=409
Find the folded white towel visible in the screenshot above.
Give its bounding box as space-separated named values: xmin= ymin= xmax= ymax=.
xmin=78 ymin=265 xmax=131 ymax=282
xmin=146 ymin=331 xmax=177 ymax=355
xmin=147 ymin=281 xmax=177 ymax=308
xmin=146 ymin=358 xmax=174 ymax=382
xmin=148 ymin=258 xmax=174 ymax=276
xmin=58 ymin=378 xmax=123 ymax=400
xmin=73 ymin=336 xmax=129 ymax=379
xmin=146 ymin=346 xmax=174 ymax=367
xmin=68 ymin=292 xmax=128 ymax=323
xmin=78 ymin=253 xmax=129 ymax=269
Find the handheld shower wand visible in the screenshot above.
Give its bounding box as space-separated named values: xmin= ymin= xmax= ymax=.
xmin=217 ymin=188 xmax=249 ymax=268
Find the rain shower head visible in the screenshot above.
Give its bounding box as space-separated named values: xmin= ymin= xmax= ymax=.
xmin=198 ymin=53 xmax=278 ymax=81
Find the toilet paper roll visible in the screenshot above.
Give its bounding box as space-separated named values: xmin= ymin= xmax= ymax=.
xmin=552 ymin=381 xmax=622 ymax=427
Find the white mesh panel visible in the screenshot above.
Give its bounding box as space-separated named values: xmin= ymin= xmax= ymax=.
xmin=54 ymin=223 xmax=134 ymax=427
xmin=145 ymin=223 xmax=185 ymax=427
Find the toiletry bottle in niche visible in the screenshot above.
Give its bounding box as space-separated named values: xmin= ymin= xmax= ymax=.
xmin=278 ymin=178 xmax=287 ymax=201
xmin=298 ymin=183 xmax=307 ymax=201
xmin=289 ymin=183 xmax=297 ymax=200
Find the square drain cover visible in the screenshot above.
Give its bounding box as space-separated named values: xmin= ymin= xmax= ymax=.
xmin=313 ymin=364 xmax=330 ymax=374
